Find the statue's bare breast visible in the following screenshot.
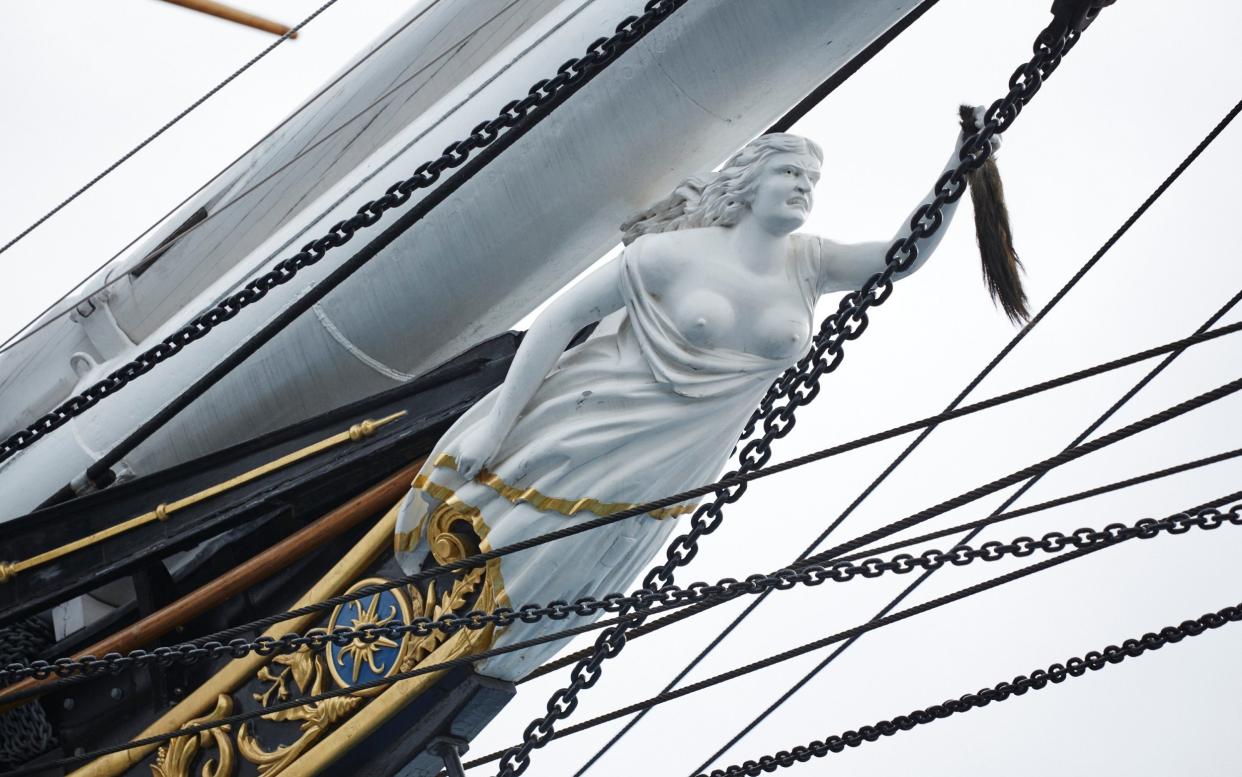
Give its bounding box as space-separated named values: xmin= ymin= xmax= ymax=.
xmin=632 ymin=229 xmax=812 ymax=361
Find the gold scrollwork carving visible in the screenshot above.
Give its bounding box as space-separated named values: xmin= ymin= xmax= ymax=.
xmin=151 ymin=694 xmax=236 ymax=777
xmin=401 ymin=565 xmax=485 ymax=672
xmin=238 ymin=647 xmax=362 ymax=776
xmin=228 ymin=522 xmax=498 ymax=776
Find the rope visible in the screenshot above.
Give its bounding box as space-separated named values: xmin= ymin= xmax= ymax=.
xmin=699 ymin=599 xmax=1242 ymax=776
xmin=525 ymin=443 xmax=1242 ymax=681
xmin=531 ymin=349 xmax=1242 ymax=682
xmin=4 ymin=504 xmax=1228 ymax=776
xmin=687 ymin=285 xmax=1242 ymax=773
xmin=12 ymin=491 xmax=1203 ymax=694
xmin=803 ymin=377 xmax=1242 ymax=566
xmin=461 ymin=498 xmax=1242 ymax=770
xmin=13 ymin=313 xmax=1229 ymax=690
xmin=833 ymin=447 xmax=1242 ymax=563
xmin=0 ymin=0 xmax=343 ymax=258
xmin=570 ymin=93 xmax=1242 ymax=775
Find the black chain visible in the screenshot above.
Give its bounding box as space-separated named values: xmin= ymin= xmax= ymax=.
xmin=738 ymin=31 xmax=1084 ymax=447
xmin=0 ymin=618 xmax=55 ymax=769
xmin=0 ymin=0 xmax=689 ymax=470
xmin=3 ymin=504 xmax=1233 ymax=775
xmin=6 ymin=505 xmax=1232 ymax=699
xmin=702 ymin=598 xmax=1242 ymax=776
xmin=495 ymin=13 xmax=1095 ymax=777
xmin=453 ymin=499 xmax=1240 ymax=773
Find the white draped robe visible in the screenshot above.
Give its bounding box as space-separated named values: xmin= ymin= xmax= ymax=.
xmin=394 ymin=235 xmax=820 ymax=681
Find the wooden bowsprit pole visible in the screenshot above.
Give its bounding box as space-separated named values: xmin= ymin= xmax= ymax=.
xmin=156 ymin=0 xmax=296 ymax=38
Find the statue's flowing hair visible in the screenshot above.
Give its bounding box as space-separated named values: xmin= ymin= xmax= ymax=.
xmin=620 ymin=133 xmax=823 ymax=245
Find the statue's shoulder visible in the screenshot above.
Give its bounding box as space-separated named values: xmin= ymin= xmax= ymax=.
xmin=625 ymin=231 xmax=679 ymax=274
xmin=787 ymin=232 xmax=820 ymax=260
xmin=628 ymin=227 xmax=724 ymax=266
xmin=626 ymin=231 xmax=676 ymax=260
xmin=787 ymin=232 xmax=825 ymax=277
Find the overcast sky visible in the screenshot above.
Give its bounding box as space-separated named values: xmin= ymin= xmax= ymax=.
xmin=2 ymin=1 xmax=1242 ymax=776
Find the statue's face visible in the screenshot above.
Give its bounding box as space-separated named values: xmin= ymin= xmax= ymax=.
xmin=748 ymin=151 xmax=821 ymax=235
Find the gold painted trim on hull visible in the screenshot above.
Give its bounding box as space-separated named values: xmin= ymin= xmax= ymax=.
xmin=71 ymin=499 xmax=402 ymax=777
xmin=432 ymin=453 xmax=697 ymax=520
xmin=0 ymin=412 xmax=405 ymax=584
xmin=279 ymin=559 xmax=505 ymax=777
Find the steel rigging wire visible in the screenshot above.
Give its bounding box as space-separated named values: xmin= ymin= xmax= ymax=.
xmin=0 ymin=0 xmax=345 ymax=259
xmin=688 ymin=292 xmax=1242 ymax=771
xmin=7 ymin=402 xmax=1241 ymax=713
xmin=8 ymin=316 xmax=1238 ymax=697
xmin=829 ymin=445 xmax=1242 ymax=563
xmin=571 ymin=93 xmax=1242 ymax=775
xmin=2 ymin=500 xmax=1233 ymax=777
xmin=9 ymin=419 xmax=1242 ymax=714
xmin=56 ymin=341 xmax=1214 ymax=773
xmin=527 ymin=440 xmax=1242 ymax=680
xmin=4 ymin=446 xmax=1234 ymax=730
xmin=698 ymin=598 xmax=1242 ymax=776
xmin=530 ymin=358 xmax=1242 ymax=697
xmin=7 ymin=505 xmax=1202 ymax=694
xmin=453 ymin=500 xmax=1242 ymax=771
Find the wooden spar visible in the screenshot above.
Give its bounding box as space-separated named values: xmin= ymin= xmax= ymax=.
xmin=0 ymin=459 xmax=422 ymax=713
xmin=155 ymin=0 xmax=297 ymax=38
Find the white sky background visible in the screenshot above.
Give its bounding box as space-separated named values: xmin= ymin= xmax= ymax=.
xmin=3 ymin=1 xmax=1242 ymax=775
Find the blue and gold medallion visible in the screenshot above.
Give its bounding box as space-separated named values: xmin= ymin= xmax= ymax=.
xmin=325 ymin=578 xmax=411 ymax=697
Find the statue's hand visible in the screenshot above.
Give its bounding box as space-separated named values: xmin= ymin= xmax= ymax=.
xmin=450 ymin=416 xmax=504 ymax=480
xmin=960 ymin=105 xmax=1002 ymax=155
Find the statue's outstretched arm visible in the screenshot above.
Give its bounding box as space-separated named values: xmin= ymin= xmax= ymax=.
xmin=448 ymin=255 xmax=625 ymax=478
xmin=813 ymin=122 xmax=983 ymax=295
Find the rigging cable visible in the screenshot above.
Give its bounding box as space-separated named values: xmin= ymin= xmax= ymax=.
xmin=8 ymin=419 xmax=1239 ymax=710
xmin=2 ymin=501 xmax=1232 ymax=777
xmin=571 ymin=92 xmax=1242 ymax=775
xmin=10 ymin=315 xmax=1238 ymax=692
xmin=525 ymin=442 xmax=1242 ymax=681
xmin=0 ymin=0 xmax=343 ymax=258
xmin=689 ymin=291 xmax=1242 ymax=771
xmin=831 ymin=445 xmax=1242 ymax=564
xmin=3 ymin=508 xmax=1193 ymax=695
xmin=699 ymin=597 xmax=1242 ymax=776
xmin=453 ymin=498 xmax=1242 ymax=771
xmin=527 ymin=352 xmax=1242 ymax=690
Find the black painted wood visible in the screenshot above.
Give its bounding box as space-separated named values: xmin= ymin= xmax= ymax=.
xmin=0 ymin=333 xmax=518 ymax=626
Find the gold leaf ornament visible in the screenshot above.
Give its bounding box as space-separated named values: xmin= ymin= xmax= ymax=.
xmin=151 ymin=694 xmax=236 ymax=777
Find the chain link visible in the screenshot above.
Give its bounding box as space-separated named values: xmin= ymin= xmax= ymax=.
xmin=703 ymin=601 xmax=1242 ymax=776
xmin=3 ymin=504 xmax=1233 ymax=696
xmin=495 ymin=13 xmax=1095 ymax=777
xmin=0 ymin=0 xmax=689 ymax=470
